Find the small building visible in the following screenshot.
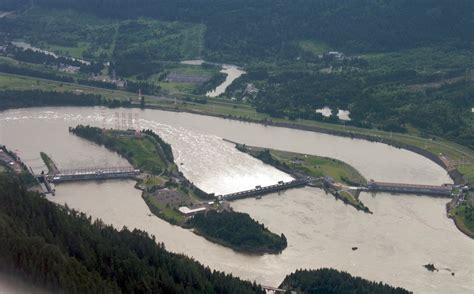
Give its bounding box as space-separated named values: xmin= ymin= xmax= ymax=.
xmin=178 ymin=206 xmax=206 ymax=217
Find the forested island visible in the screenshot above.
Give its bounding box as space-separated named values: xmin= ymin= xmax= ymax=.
xmin=188 ymin=210 xmax=287 ymax=254
xmin=70 ymin=125 xmax=288 ymax=254
xmin=279 ymin=269 xmax=411 ymax=294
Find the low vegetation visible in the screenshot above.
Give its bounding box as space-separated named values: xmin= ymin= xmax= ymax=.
xmin=237 ymin=144 xmax=369 ymax=212
xmin=188 ymin=210 xmax=287 ymax=254
xmin=0 ymin=89 xmax=128 ymax=110
xmin=39 ymin=152 xmax=58 ymax=174
xmin=450 ymin=202 xmax=474 ymax=238
xmin=71 ymin=126 xmax=171 ymax=174
xmin=280 ymin=269 xmax=410 ymax=293
xmin=252 ymin=147 xmax=366 ymax=186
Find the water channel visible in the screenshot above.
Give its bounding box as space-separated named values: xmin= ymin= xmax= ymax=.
xmin=206 ymin=64 xmax=246 ymax=98
xmin=0 ymin=107 xmax=472 ymax=293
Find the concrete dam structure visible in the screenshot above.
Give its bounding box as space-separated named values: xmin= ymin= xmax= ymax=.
xmin=367 ymin=180 xmax=453 ymax=197
xmin=219 ymin=178 xmax=309 ymax=201
xmin=47 ymin=166 xmax=140 ymax=183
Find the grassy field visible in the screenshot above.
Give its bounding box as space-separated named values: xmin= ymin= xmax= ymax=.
xmin=95 ymin=130 xmax=170 ymax=175
xmin=40 ymin=152 xmax=58 ymax=174
xmin=260 ymin=148 xmax=366 ymax=186
xmin=298 ymin=40 xmax=332 ymax=55
xmin=111 ymin=134 xmax=168 ymax=173
xmin=46 ymin=43 xmax=89 ymax=59
xmin=142 ymin=192 xmax=185 ymax=224
xmin=238 ymin=144 xmax=370 ymax=212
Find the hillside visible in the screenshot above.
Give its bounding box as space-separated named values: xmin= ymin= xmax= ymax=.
xmin=280 ymin=269 xmax=411 ymax=293
xmin=4 ymin=0 xmax=470 ymax=62
xmin=0 ymin=173 xmax=265 ymax=293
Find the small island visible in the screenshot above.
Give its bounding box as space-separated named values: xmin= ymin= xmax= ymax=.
xmin=423 ymin=264 xmax=439 ymax=272
xmin=279 ymin=269 xmax=411 ymax=293
xmin=70 ymin=125 xmax=287 ymax=254
xmin=235 ymin=143 xmax=371 ymax=213
xmin=188 ymin=210 xmax=287 ymax=254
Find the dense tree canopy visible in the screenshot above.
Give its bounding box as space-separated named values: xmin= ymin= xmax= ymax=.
xmin=280 ymin=269 xmax=411 ymax=293
xmin=0 ymin=173 xmax=265 ymax=293
xmin=188 ymin=210 xmax=287 ymax=254
xmin=4 ymin=0 xmax=469 ymax=62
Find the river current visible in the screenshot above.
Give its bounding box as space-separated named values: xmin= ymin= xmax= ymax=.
xmin=0 ymin=107 xmax=472 ymax=293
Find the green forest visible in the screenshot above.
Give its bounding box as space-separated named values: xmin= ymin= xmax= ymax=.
xmin=5 ymin=0 xmax=470 ymax=61
xmin=0 ymin=173 xmax=265 ymax=293
xmin=280 ymin=269 xmax=411 ymax=294
xmin=0 ymin=0 xmax=472 ymax=149
xmin=188 ymin=210 xmax=287 ymax=254
xmin=0 ymin=170 xmax=412 ymax=292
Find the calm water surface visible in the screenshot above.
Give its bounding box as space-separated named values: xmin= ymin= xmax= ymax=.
xmin=206 ymin=65 xmax=246 ymax=98
xmin=0 ymin=107 xmax=472 ymax=293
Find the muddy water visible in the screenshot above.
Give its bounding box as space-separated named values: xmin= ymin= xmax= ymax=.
xmin=0 ymin=107 xmax=472 ymax=293
xmin=206 ymin=65 xmax=246 ymax=98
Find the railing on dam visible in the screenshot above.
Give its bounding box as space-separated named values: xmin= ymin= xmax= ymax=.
xmin=367 ymin=180 xmax=453 ymax=197
xmin=219 ymin=178 xmax=308 ymax=201
xmin=46 ymin=166 xmax=140 ymax=183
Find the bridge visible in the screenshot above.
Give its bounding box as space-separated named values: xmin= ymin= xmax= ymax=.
xmin=367 ymin=180 xmax=453 ymax=197
xmin=42 ymin=166 xmax=140 ymax=183
xmin=219 ymin=178 xmax=309 ymax=201
xmin=262 ymin=285 xmax=295 ymax=293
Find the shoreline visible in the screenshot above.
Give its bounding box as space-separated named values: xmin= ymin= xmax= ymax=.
xmin=446 ymin=201 xmax=474 ymax=239
xmin=230 ymin=141 xmax=372 ymax=213
xmin=140 ymin=103 xmax=465 ymax=185
xmin=1 ymin=100 xmax=465 ymax=184
xmin=0 ymin=74 xmax=469 ymax=186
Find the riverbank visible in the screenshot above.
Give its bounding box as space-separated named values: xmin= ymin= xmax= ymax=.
xmin=69 ymin=125 xmax=288 ymax=254
xmin=447 ymin=198 xmax=474 ymax=239
xmin=0 ymin=73 xmax=472 ymax=185
xmin=1 ymin=107 xmax=472 ymax=293
xmin=39 ymin=152 xmax=59 ymax=174
xmin=234 ymin=142 xmax=370 ymax=213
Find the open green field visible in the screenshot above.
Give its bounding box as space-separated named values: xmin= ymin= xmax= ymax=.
xmin=142 ymin=192 xmax=185 ymax=224
xmin=298 ymin=40 xmax=332 ymax=55
xmin=109 ymin=134 xmax=168 ymax=173
xmin=45 ymin=43 xmax=90 ymax=59
xmin=260 ymin=148 xmax=366 ymax=186
xmin=237 ymin=144 xmax=370 ymax=212
xmin=0 ymin=73 xmax=133 ymax=101
xmin=71 ymin=126 xmax=170 ymax=174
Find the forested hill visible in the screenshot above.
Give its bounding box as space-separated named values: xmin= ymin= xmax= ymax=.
xmin=6 ymin=0 xmax=473 ymax=61
xmin=280 ymin=269 xmax=411 ymax=294
xmin=0 ymin=174 xmax=264 ymax=293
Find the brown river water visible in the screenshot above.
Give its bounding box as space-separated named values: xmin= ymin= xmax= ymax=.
xmin=0 ymin=107 xmax=472 ymax=293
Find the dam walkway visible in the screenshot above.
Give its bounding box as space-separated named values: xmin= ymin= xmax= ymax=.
xmin=219 ymin=178 xmax=309 ymax=201
xmin=367 ymin=180 xmax=453 ymax=197
xmin=45 ymin=166 xmax=140 ymax=183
